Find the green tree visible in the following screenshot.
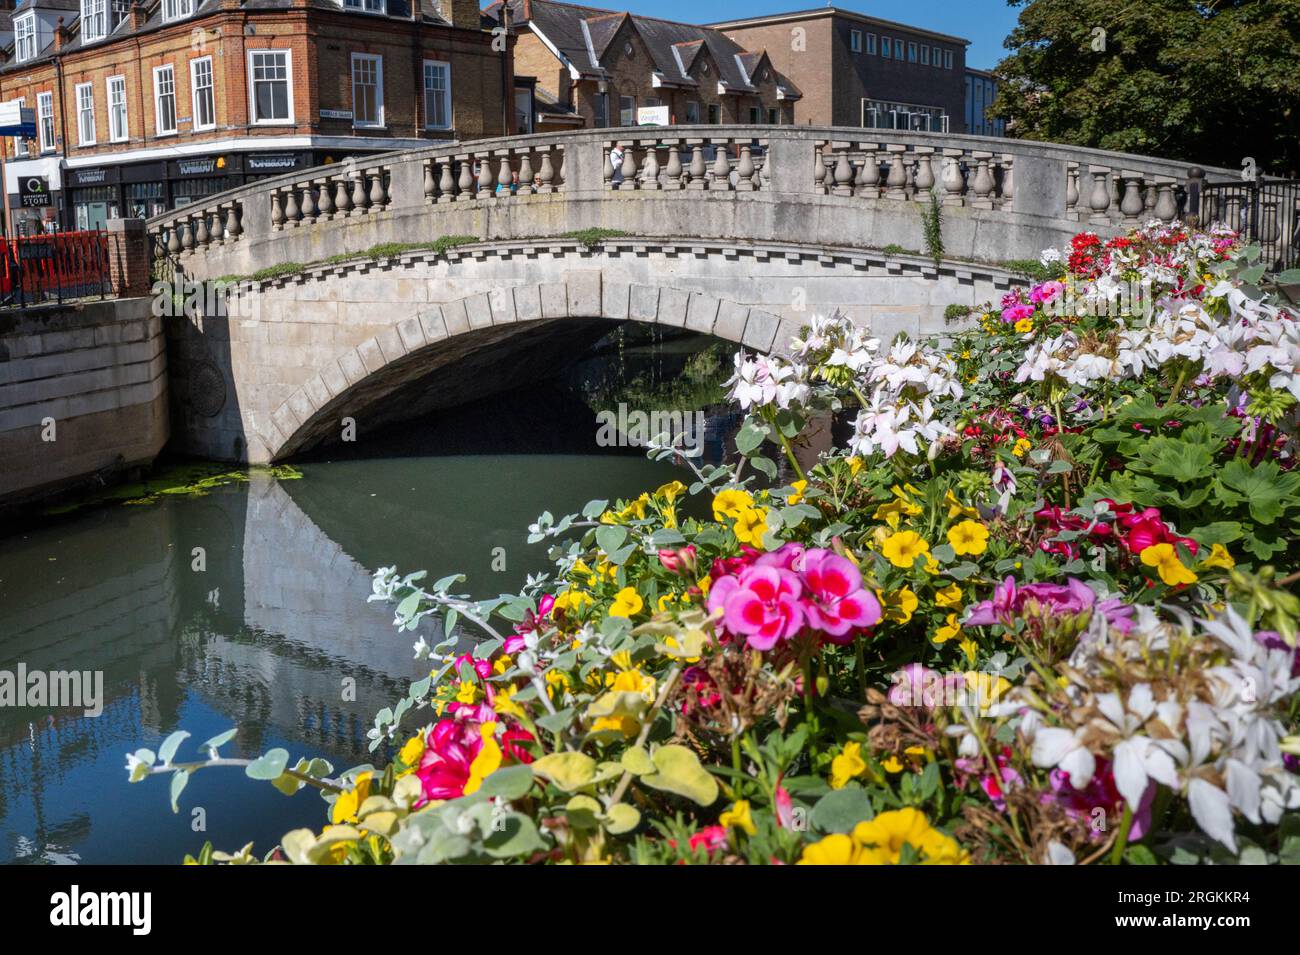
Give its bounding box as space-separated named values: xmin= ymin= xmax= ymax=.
xmin=992 ymin=0 xmax=1300 ymax=174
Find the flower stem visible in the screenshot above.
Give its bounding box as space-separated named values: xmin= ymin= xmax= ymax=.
xmin=1110 ymin=802 xmax=1135 ymax=865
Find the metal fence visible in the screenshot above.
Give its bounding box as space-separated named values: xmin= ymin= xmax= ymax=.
xmin=1201 ymin=178 xmax=1300 ymax=273
xmin=0 ymin=230 xmax=111 ymax=307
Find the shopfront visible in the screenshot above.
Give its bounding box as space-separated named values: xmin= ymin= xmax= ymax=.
xmin=60 ymin=148 xmax=366 ymax=230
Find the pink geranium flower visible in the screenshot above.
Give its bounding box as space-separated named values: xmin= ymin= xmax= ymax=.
xmin=708 ymin=564 xmax=805 ymax=650
xmin=799 ymin=548 xmax=882 ymax=643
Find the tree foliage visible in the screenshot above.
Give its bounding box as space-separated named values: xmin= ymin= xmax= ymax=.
xmin=991 ymin=0 xmax=1300 ymax=174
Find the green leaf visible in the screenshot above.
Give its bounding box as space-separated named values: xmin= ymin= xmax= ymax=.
xmin=596 ymin=525 xmax=629 ymax=555
xmin=478 ymin=764 xmax=535 ymax=800
xmin=735 ymin=421 xmax=766 ymax=455
xmin=245 ymin=747 xmax=290 ymax=781
xmin=811 ymin=785 xmax=875 ymax=834
xmin=201 ymin=728 xmax=237 ymax=753
xmin=158 ymin=730 xmax=190 ymax=766
xmin=169 ymin=771 xmax=190 ymax=813
xmin=1188 ymin=521 xmax=1243 ymax=546
xmin=639 ymin=744 xmax=718 ymax=806
xmin=482 ymin=814 xmax=548 ymax=859
xmin=530 ymin=751 xmax=598 ymax=792
xmin=604 ymin=803 xmax=641 ymax=835
xmin=620 ymin=745 xmax=656 ymax=776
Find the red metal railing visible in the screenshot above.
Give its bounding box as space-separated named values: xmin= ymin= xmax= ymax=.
xmin=0 ymin=230 xmax=110 ymax=307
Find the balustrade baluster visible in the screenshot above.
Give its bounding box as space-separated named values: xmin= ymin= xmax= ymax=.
xmin=167 ymin=227 xmax=181 ymax=255
xmin=477 ymin=156 xmax=495 ymax=197
xmin=940 ymin=152 xmax=965 ymax=207
xmin=317 ymin=179 xmax=334 ymax=219
xmin=351 ymin=173 xmax=369 ymax=215
xmin=813 ymin=146 xmax=827 ymax=194
xmin=970 ymin=154 xmax=995 ymax=209
xmin=1119 ymin=173 xmax=1144 ymax=226
xmin=998 ymin=156 xmax=1014 ymax=210
xmin=225 ymin=204 xmax=242 ymax=242
xmin=711 ymin=142 xmax=731 ymax=190
xmin=517 ymin=152 xmax=534 ymax=196
xmin=194 ymin=214 xmax=209 ymax=248
xmin=1087 ymin=167 xmax=1112 ymax=225
xmin=284 ymin=188 xmax=301 ymax=226
xmin=687 ymin=144 xmax=707 ymax=191
xmin=619 ymin=144 xmax=638 ymax=191
xmin=300 ymin=184 xmax=317 ymax=224
xmin=335 ymin=178 xmax=353 ymax=216
xmin=832 ymin=149 xmax=854 ymax=197
xmin=1065 ymin=164 xmax=1080 ymax=220
xmin=912 ymin=147 xmax=935 ymax=202
xmin=457 ymin=159 xmax=474 ymax=201
xmin=371 ymin=170 xmax=388 ymax=207
xmin=736 ymin=144 xmax=756 ymax=191
xmin=424 ymin=163 xmax=436 ymax=202
xmin=856 ymin=148 xmax=880 ymax=198
xmin=497 ymin=155 xmax=513 ymax=197
xmin=758 ymin=150 xmax=771 ymax=190
xmin=270 ymin=190 xmax=285 ymax=230
xmin=538 ymin=151 xmax=556 ymax=194
xmin=641 ymin=143 xmax=661 ymax=190
xmin=180 ymin=220 xmax=195 ymax=251
xmin=438 ymin=160 xmax=455 ymax=203
xmin=603 ymin=147 xmax=615 ymax=188
xmin=884 ymin=146 xmax=908 ymax=200
xmin=664 ymin=145 xmax=683 ymax=190
xmin=1154 ymin=180 xmax=1178 ymax=223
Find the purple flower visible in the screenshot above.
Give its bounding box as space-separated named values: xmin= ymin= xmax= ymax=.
xmin=966 ymin=577 xmax=1134 ymax=633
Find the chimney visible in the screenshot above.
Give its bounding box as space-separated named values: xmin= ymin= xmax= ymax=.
xmin=53 ymin=16 xmax=68 ymax=51
xmin=128 ymin=1 xmax=148 ymax=30
xmin=438 ymin=0 xmax=483 ymax=30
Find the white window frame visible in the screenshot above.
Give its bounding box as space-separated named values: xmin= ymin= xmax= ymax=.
xmin=37 ymin=92 xmax=55 ymax=153
xmin=619 ymin=95 xmax=636 ymax=127
xmin=849 ymin=29 xmax=862 ymax=53
xmin=247 ymin=49 xmax=294 ymax=125
xmin=944 ymin=50 xmax=953 ymax=69
xmin=75 ymin=82 xmax=96 ymax=146
xmin=344 ymin=0 xmax=386 ymax=11
xmin=350 ymin=52 xmax=384 ymax=128
xmin=153 ymin=65 xmax=178 ymax=135
xmin=865 ymin=33 xmax=877 ymax=55
xmin=106 ymin=75 xmax=128 ymax=142
xmin=880 ymin=37 xmax=890 ymax=58
xmin=920 ymin=45 xmax=930 ymax=65
xmin=422 ymin=59 xmax=451 ymax=130
xmin=162 ymin=0 xmax=195 ymax=20
xmin=683 ymin=99 xmax=699 ymax=124
xmin=908 ymin=42 xmax=918 ymax=62
xmin=190 ymin=57 xmax=215 ymax=131
xmin=81 ymin=0 xmax=108 ymax=43
xmin=13 ymin=97 xmax=29 ymax=157
xmin=15 ymin=13 xmax=37 ymax=63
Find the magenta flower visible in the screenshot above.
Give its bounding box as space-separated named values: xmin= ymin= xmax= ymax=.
xmin=707 ymin=564 xmax=805 ymax=650
xmin=1000 ymin=302 xmax=1035 ymax=324
xmin=1029 ymin=281 xmax=1065 ymax=305
xmin=799 ymin=548 xmax=882 ymax=642
xmin=965 ymin=576 xmax=1133 ymax=633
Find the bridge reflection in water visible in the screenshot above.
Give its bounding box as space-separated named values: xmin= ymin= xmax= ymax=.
xmin=0 ymin=346 xmax=713 ymax=862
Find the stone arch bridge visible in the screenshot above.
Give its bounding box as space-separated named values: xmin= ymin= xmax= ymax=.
xmin=149 ymin=125 xmax=1231 ymax=463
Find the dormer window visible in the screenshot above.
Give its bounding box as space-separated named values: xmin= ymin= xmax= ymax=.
xmin=81 ymin=0 xmax=108 ymax=43
xmin=162 ymin=0 xmax=195 ymax=21
xmin=343 ymin=0 xmax=386 ymax=12
xmin=14 ymin=13 xmax=36 ymax=63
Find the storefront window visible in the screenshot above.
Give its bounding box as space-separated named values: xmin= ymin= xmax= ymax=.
xmin=72 ymin=185 xmax=119 ymax=231
xmin=125 ymin=182 xmax=166 ymax=220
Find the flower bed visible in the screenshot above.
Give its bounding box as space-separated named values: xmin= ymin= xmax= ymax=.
xmin=130 ymin=223 xmax=1300 ymax=866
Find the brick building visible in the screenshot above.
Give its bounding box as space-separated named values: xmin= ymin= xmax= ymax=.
xmin=484 ymin=0 xmax=800 ymax=132
xmin=0 ymin=0 xmax=513 ymax=233
xmin=708 ymin=6 xmax=968 ymax=133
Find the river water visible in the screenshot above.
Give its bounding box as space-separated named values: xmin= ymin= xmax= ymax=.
xmin=0 ymin=331 xmax=738 ymax=864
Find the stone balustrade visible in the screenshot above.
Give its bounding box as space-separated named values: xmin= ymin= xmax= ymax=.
xmin=147 ymin=126 xmax=1238 ymax=280
xmin=602 ymin=132 xmax=767 ymax=191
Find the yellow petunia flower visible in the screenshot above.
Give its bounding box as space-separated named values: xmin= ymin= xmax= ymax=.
xmin=1012 ymin=438 xmax=1032 ymax=458
xmin=852 ymin=808 xmax=969 ymax=865
xmin=947 ymin=520 xmax=989 ymax=557
xmin=880 ymin=587 xmax=919 ymax=624
xmin=944 ymin=490 xmax=979 ymax=520
xmin=881 ymin=530 xmax=930 ymax=568
xmin=398 ymin=736 xmax=425 ymax=769
xmin=719 ymin=800 xmax=757 ymax=836
xmin=798 ymin=832 xmax=867 ymax=865
xmin=958 ymin=636 xmax=979 ymax=665
xmin=933 ymin=613 xmax=962 ymax=644
xmin=493 ymin=684 xmax=527 ymax=720
xmin=1199 ymin=543 xmax=1235 ymax=571
xmin=656 ymin=480 xmax=686 ymax=504
xmin=330 ymin=771 xmax=373 ymax=825
xmin=463 ymin=723 xmax=502 ymax=795
xmin=1140 ymin=543 xmax=1198 ymax=587
xmin=788 ymin=479 xmax=809 ymax=505
xmin=455 ymin=681 xmax=479 ymax=705
xmin=609 ymin=587 xmax=645 ymax=618
xmin=935 ymin=582 xmax=963 ymax=608
xmin=734 ymin=507 xmax=770 ymax=546
xmin=1014 ymin=317 xmax=1034 ymax=334
xmin=830 ymin=741 xmax=868 ymax=789
xmin=881 ymin=755 xmax=904 ymax=773
xmin=712 ymin=488 xmax=754 ymax=522
xmin=554 ymin=589 xmax=594 ymax=614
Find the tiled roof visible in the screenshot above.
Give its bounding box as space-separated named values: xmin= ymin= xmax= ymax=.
xmin=486 ymin=0 xmax=801 ymax=97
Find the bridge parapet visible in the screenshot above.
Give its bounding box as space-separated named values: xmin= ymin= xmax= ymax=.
xmin=149 ymin=126 xmax=1236 ymax=283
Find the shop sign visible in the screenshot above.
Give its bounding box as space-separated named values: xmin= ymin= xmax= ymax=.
xmin=19 ymin=175 xmax=51 ymax=207
xmin=247 ymin=153 xmax=300 ymax=172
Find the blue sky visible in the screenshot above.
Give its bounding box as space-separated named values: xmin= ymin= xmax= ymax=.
xmin=584 ymin=1 xmax=1022 ymax=71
